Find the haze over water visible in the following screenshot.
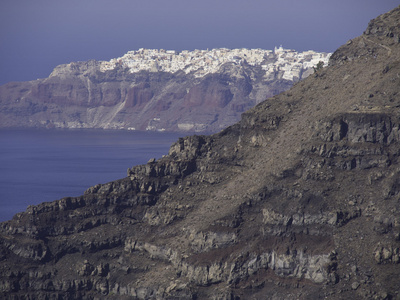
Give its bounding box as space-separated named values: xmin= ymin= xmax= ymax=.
xmin=0 ymin=129 xmax=183 ymax=222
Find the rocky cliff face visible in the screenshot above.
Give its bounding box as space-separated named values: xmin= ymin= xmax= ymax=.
xmin=1 ymin=6 xmax=400 ymax=300
xmin=0 ymin=48 xmax=329 ymax=133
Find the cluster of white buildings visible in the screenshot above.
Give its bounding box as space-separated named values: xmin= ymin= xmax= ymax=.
xmin=100 ymin=47 xmax=331 ymax=81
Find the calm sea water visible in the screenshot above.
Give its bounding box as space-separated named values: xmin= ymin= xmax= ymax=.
xmin=0 ymin=129 xmax=183 ymax=222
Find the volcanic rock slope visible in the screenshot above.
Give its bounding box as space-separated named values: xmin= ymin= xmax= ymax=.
xmin=1 ymin=6 xmax=400 ymax=300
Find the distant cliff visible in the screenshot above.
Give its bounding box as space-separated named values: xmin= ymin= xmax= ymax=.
xmin=0 ymin=47 xmax=329 ymax=133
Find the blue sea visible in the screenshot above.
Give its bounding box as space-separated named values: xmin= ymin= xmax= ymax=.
xmin=0 ymin=129 xmax=184 ymax=222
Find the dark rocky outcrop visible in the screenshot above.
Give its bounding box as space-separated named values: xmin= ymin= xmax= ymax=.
xmin=1 ymin=6 xmax=400 ymax=300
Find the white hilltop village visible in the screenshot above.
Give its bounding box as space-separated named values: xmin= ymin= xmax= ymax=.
xmin=100 ymin=46 xmax=331 ymax=82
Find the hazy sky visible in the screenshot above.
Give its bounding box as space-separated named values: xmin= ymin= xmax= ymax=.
xmin=0 ymin=0 xmax=398 ymax=85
